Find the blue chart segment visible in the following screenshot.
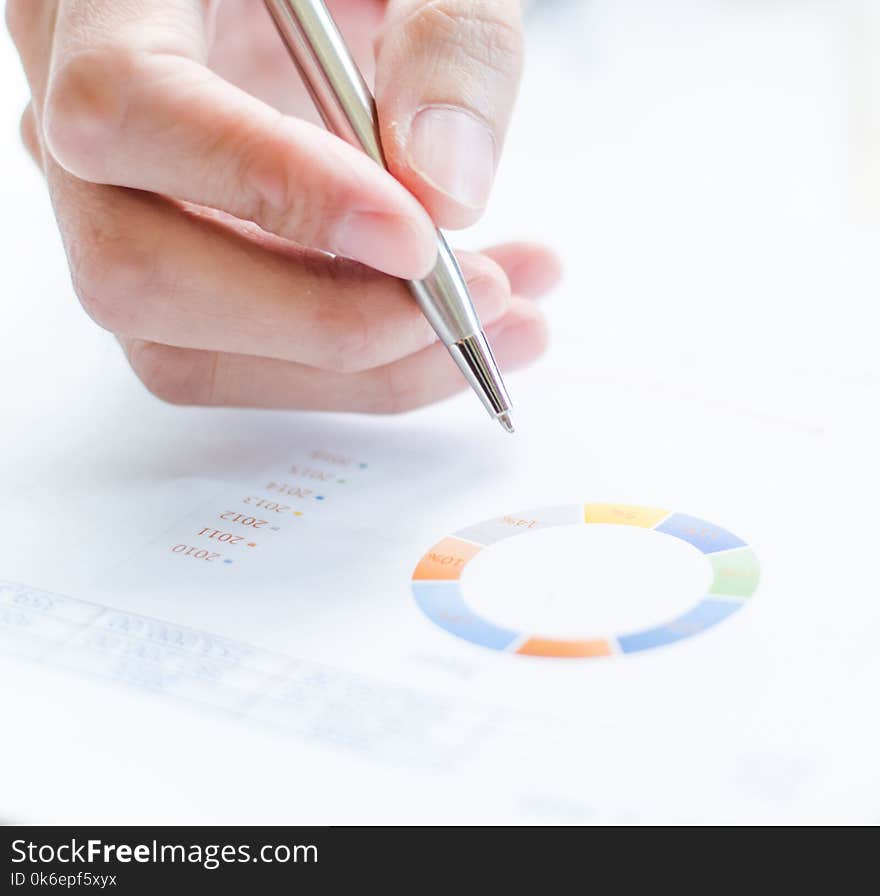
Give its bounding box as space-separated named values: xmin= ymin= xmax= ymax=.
xmin=411 ymin=581 xmax=519 ymax=652
xmin=617 ymin=598 xmax=743 ymax=654
xmin=654 ymin=513 xmax=747 ymax=554
xmin=411 ymin=504 xmax=760 ymax=660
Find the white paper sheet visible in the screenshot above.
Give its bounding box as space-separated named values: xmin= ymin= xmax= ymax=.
xmin=1 ymin=0 xmax=878 ymax=824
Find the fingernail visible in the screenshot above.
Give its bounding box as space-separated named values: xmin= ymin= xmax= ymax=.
xmin=408 ymin=106 xmax=496 ymax=210
xmin=334 ymin=212 xmax=437 ymax=279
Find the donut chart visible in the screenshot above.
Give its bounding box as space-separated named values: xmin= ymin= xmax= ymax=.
xmin=411 ymin=503 xmax=760 ymax=659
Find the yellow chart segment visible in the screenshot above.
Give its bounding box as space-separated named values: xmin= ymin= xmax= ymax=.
xmin=583 ymin=504 xmax=670 ymax=528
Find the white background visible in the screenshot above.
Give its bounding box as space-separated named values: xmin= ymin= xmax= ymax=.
xmin=1 ymin=0 xmax=879 ymax=824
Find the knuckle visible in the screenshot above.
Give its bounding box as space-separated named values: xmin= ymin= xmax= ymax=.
xmin=239 ymin=117 xmax=336 ymax=246
xmin=20 ymin=104 xmax=39 ymax=157
xmin=44 ymin=47 xmax=134 ymax=180
xmin=400 ymin=0 xmax=523 ymax=80
xmin=69 ymin=237 xmax=156 ymax=334
xmin=375 ymin=363 xmax=420 ymax=415
xmin=127 ymin=341 xmax=209 ymax=406
xmin=313 ymin=270 xmax=381 ymax=374
xmin=322 ymin=321 xmax=375 ymax=374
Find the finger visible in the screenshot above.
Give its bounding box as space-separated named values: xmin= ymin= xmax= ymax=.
xmin=20 ymin=103 xmax=44 ymax=171
xmin=375 ymin=0 xmax=524 ymax=228
xmin=49 ymin=171 xmax=512 ymax=373
xmin=481 ymin=242 xmax=563 ymax=299
xmin=5 ymin=0 xmax=58 ymax=112
xmin=41 ymin=0 xmax=438 ymax=279
xmin=120 ymin=298 xmax=548 ymax=411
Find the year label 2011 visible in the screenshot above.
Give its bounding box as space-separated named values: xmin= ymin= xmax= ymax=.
xmin=198 ymin=528 xmax=245 ymax=544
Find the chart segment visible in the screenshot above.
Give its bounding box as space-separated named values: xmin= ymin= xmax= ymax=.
xmin=654 ymin=513 xmax=747 ymax=554
xmin=708 ymin=548 xmax=761 ymax=598
xmin=411 ymin=503 xmax=760 ymax=660
xmin=411 ymin=581 xmax=519 ymax=651
xmin=583 ymin=503 xmax=670 ymax=528
xmin=455 ymin=505 xmax=584 ymax=547
xmin=516 ymin=636 xmax=614 ymax=658
xmin=616 ymin=598 xmax=743 ymax=654
xmin=412 ymin=536 xmax=482 ymax=581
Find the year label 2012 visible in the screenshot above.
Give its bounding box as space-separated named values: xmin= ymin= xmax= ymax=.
xmin=219 ymin=511 xmax=268 ymax=529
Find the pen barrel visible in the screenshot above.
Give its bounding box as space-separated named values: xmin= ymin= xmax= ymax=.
xmin=263 ymin=0 xmax=483 ymax=345
xmin=265 ymin=0 xmax=512 ymax=420
xmin=263 ymin=0 xmax=385 ymax=164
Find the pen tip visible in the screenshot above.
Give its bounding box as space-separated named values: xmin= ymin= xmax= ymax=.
xmin=497 ymin=412 xmax=515 ymax=434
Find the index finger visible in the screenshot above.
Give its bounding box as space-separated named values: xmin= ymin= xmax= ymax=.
xmin=40 ymin=0 xmax=439 ymax=279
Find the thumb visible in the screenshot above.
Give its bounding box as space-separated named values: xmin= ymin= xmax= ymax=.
xmin=374 ymin=0 xmax=524 ymax=229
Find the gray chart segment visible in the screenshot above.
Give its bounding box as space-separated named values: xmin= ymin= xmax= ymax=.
xmin=454 ymin=504 xmax=585 ymax=547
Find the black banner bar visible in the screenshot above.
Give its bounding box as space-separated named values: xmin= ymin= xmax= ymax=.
xmin=2 ymin=825 xmax=582 ymax=891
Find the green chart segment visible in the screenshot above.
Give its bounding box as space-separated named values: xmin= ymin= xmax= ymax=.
xmin=411 ymin=503 xmax=760 ymax=659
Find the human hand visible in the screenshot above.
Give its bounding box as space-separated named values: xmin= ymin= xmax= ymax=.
xmin=7 ymin=0 xmax=560 ymax=412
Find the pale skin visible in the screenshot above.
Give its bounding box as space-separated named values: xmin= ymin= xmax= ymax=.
xmin=6 ymin=0 xmax=561 ymax=413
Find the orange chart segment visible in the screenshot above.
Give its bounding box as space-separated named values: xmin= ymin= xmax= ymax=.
xmin=412 ymin=536 xmax=482 ymax=581
xmin=516 ymin=637 xmax=613 ymax=659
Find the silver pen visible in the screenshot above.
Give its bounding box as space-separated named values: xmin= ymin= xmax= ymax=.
xmin=263 ymin=0 xmax=514 ymax=433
